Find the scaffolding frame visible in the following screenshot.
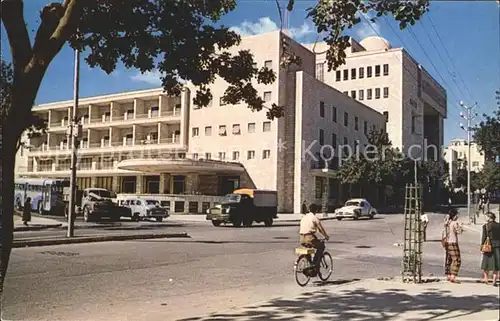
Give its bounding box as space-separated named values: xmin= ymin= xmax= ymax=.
xmin=402 ymin=184 xmax=423 ymax=283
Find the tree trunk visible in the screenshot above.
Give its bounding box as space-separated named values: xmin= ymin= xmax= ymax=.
xmin=0 ymin=128 xmax=17 ymax=315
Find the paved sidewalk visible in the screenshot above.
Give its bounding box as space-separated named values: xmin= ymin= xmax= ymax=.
xmin=14 ymin=214 xmax=62 ymax=231
xmin=176 ymin=278 xmax=500 ymax=321
xmin=169 ymin=213 xmax=336 ymax=223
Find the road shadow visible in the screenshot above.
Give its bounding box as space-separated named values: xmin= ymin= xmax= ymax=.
xmin=180 ymin=282 xmax=500 ymax=321
xmin=217 ymin=223 xmax=300 ymax=228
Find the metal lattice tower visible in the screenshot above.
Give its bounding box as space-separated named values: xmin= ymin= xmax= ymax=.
xmin=402 ymin=184 xmax=423 ymax=283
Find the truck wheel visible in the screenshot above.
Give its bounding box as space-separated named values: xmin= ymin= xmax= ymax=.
xmin=212 ymin=220 xmax=221 ymax=227
xmin=132 ymin=214 xmax=140 ymax=222
xmin=243 ymin=219 xmax=253 ymax=227
xmin=264 ymin=218 xmax=273 ymax=227
xmin=232 ymin=219 xmax=242 ymax=227
xmin=83 ymin=207 xmax=92 ymax=222
xmin=156 ymin=217 xmax=163 ymax=222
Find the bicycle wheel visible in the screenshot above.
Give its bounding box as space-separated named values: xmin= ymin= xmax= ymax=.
xmin=318 ymin=251 xmax=333 ymax=281
xmin=294 ymin=255 xmax=311 ymax=287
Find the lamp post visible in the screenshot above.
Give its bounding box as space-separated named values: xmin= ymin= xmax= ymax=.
xmin=322 ymin=167 xmax=329 ymax=217
xmin=459 ymin=100 xmax=478 ymax=224
xmin=67 ymin=45 xmax=82 ymax=237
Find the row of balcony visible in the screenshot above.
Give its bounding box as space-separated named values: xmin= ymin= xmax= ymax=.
xmin=47 ymin=108 xmax=182 ymax=129
xmin=29 ymin=136 xmax=180 ymax=153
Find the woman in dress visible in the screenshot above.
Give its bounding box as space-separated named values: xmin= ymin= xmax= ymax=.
xmin=480 ymin=212 xmax=500 ymax=286
xmin=443 ymin=208 xmax=464 ymax=283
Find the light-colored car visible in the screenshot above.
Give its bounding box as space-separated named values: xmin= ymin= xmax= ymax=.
xmin=120 ymin=197 xmax=169 ymax=222
xmin=333 ymin=198 xmax=377 ymax=220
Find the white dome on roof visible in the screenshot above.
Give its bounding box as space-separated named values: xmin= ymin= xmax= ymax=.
xmin=359 ymin=36 xmax=392 ymax=51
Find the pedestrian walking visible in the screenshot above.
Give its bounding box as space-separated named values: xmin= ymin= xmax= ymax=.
xmin=22 ymin=197 xmax=32 ymax=226
xmin=442 ymin=208 xmax=464 ymax=283
xmin=480 ymin=212 xmax=500 ymax=286
xmin=421 ymin=212 xmax=429 ymax=242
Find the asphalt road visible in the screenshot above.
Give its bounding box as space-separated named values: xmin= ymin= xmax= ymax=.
xmin=3 ymin=214 xmax=485 ymax=321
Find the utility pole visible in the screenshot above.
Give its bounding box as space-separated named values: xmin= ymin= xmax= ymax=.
xmin=67 ymin=45 xmax=81 ymax=237
xmin=459 ymin=100 xmax=478 ymax=225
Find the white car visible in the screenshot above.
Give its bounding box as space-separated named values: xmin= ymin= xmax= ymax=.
xmin=333 ymin=198 xmax=377 ymax=220
xmin=120 ymin=197 xmax=169 ymax=222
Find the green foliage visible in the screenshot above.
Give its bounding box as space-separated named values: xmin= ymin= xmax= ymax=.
xmin=477 ymin=161 xmax=500 ymax=191
xmin=474 ymin=91 xmax=500 ymax=159
xmin=289 ymin=0 xmax=429 ymax=71
xmin=0 ymin=60 xmax=13 ymax=111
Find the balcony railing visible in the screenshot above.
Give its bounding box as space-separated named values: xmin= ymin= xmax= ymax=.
xmin=46 ymin=111 xmax=181 ymax=129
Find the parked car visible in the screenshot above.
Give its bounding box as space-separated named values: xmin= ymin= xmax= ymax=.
xmin=333 ymin=198 xmax=377 ymax=220
xmin=120 ymin=197 xmax=169 ymax=222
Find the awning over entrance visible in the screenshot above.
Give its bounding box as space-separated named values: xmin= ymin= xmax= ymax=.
xmin=117 ymin=158 xmax=245 ymax=175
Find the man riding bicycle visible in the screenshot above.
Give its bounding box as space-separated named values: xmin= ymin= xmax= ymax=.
xmin=299 ymin=203 xmax=330 ymax=276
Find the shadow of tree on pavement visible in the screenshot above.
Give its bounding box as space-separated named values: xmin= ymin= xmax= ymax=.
xmin=179 ymin=280 xmax=500 ymax=321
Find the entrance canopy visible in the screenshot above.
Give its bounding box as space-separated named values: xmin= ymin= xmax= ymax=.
xmin=117 ymin=158 xmax=245 ymax=175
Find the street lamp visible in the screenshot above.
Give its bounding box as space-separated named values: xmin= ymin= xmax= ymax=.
xmin=322 ymin=167 xmax=329 ymax=217
xmin=459 ymin=100 xmax=478 ymax=224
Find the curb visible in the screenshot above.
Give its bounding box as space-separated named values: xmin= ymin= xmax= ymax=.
xmin=13 ymin=232 xmax=190 ymax=248
xmin=14 ymin=223 xmax=63 ymax=232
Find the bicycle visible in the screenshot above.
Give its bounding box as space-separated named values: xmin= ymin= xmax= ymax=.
xmin=294 ymin=239 xmax=333 ymax=287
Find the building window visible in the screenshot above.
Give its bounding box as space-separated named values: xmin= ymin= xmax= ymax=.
xmin=248 ymin=122 xmax=256 ymax=133
xmin=319 ymin=129 xmax=324 ymax=145
xmin=383 ymin=87 xmax=389 ymax=98
xmin=343 ymin=69 xmax=348 ymax=80
xmin=359 ymin=67 xmax=364 ymax=79
xmin=411 ymin=114 xmax=417 ymax=133
xmin=316 ymin=63 xmax=324 ymax=82
xmin=263 ymin=149 xmax=271 ymax=159
xmin=472 ymin=161 xmax=479 ymax=167
xmin=219 ymin=125 xmax=227 ymax=136
xmin=247 ymin=150 xmax=255 ymax=160
xmin=367 ymin=66 xmax=373 ymax=78
xmin=263 ymin=91 xmax=272 ymax=102
xmin=332 ymin=133 xmax=337 ymax=149
xmin=232 ymin=124 xmax=241 ymax=135
xmin=383 ymin=64 xmax=389 ymax=76
xmin=192 ymin=153 xmax=198 ymax=160
xmin=364 ymin=121 xmax=368 ymax=135
xmin=319 ymin=101 xmax=325 ymax=117
xmin=336 ymin=70 xmax=341 ymax=81
xmin=192 ymin=127 xmax=199 ymax=137
xmin=351 ymin=90 xmax=356 ymax=99
xmin=205 ymin=152 xmax=211 ymax=160
xmin=343 ymin=112 xmax=348 ymax=127
xmin=232 ymin=151 xmax=240 ymax=161
xmin=263 ymin=121 xmax=271 ymax=132
xmin=354 ymin=116 xmax=359 ymax=131
xmin=375 ymin=88 xmax=381 ymax=99
xmin=343 ymin=91 xmax=348 ymax=95
xmin=343 ymin=137 xmax=349 ymax=155
xmin=367 ymin=89 xmax=372 ymax=100
xmin=359 ymin=89 xmax=364 ymax=100
xmin=218 ymin=152 xmax=226 ymax=160
xmin=383 ymin=111 xmax=389 ymax=122
xmin=264 ymin=60 xmax=273 ymax=69
xmin=332 ymin=106 xmax=337 ymax=122
xmin=351 ymin=68 xmax=356 ymax=80
xmin=205 ymin=126 xmax=212 ymax=136
xmin=375 ymin=65 xmax=381 ymax=77
xmin=219 ymin=97 xmax=226 ymax=106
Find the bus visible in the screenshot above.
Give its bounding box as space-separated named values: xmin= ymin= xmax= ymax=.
xmin=14 ymin=178 xmax=70 ymax=215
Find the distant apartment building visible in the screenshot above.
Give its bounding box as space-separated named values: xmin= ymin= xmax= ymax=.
xmin=15 ymin=31 xmax=386 ymax=213
xmin=305 ymin=36 xmax=447 ymax=160
xmin=444 ymin=138 xmax=486 ymax=186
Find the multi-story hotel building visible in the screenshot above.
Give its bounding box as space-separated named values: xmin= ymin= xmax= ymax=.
xmin=444 ymin=138 xmax=486 ymax=186
xmin=15 ymin=31 xmax=389 ymax=213
xmin=305 ymin=36 xmax=447 ymax=160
